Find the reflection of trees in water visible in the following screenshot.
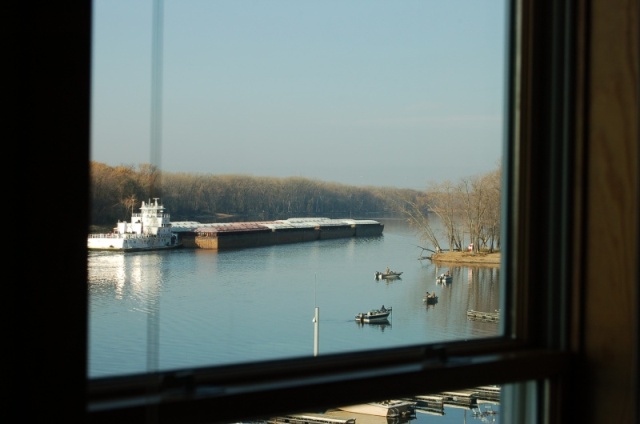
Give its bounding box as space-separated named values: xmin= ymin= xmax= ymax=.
xmin=464 ymin=267 xmax=501 ymax=314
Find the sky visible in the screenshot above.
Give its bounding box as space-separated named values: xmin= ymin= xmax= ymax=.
xmin=91 ymin=0 xmax=507 ymax=190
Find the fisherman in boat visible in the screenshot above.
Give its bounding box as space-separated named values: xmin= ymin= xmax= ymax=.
xmin=386 ymin=266 xmax=390 ymax=274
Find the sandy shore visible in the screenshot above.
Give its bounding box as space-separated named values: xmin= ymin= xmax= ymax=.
xmin=430 ymin=251 xmax=501 ymax=266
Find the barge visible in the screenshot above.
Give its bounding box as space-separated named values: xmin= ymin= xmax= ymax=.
xmin=172 ymin=217 xmax=384 ymax=250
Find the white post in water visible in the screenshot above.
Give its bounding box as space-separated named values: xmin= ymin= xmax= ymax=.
xmin=313 ymin=306 xmax=319 ymax=356
xmin=313 ymin=274 xmax=319 ymax=357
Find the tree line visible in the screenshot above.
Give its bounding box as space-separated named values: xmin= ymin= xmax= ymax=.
xmin=90 ymin=161 xmax=501 ymax=253
xmin=90 ymin=161 xmax=417 ymax=225
xmin=390 ymin=166 xmax=502 ymax=253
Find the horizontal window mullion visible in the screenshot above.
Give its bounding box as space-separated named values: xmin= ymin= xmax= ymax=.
xmin=88 ymin=348 xmax=572 ymax=424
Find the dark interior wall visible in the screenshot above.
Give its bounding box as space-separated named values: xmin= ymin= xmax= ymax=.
xmin=578 ymin=0 xmax=639 ymax=421
xmin=23 ymin=2 xmax=91 ymax=421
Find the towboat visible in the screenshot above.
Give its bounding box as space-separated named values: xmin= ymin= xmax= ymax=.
xmin=88 ymin=198 xmax=182 ymax=252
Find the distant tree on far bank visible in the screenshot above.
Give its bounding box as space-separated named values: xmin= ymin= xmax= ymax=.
xmin=389 ymin=164 xmax=502 ymax=253
xmin=89 ymin=161 xmax=425 ymax=226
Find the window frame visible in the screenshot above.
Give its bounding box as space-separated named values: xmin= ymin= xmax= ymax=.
xmin=82 ymin=0 xmax=584 ymax=422
xmin=19 ymin=0 xmax=610 ymax=421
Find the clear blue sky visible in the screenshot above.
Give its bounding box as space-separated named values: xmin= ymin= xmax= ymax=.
xmin=91 ymin=0 xmax=506 ymax=190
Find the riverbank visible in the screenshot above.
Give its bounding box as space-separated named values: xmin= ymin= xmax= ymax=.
xmin=431 ymin=251 xmax=501 ymax=266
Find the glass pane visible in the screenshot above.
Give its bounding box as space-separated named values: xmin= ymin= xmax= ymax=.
xmin=90 ymin=0 xmax=507 ymax=378
xmin=222 ymin=385 xmax=504 ymax=424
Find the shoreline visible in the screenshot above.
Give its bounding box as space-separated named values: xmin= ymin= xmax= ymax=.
xmin=430 ymin=251 xmax=501 ymax=267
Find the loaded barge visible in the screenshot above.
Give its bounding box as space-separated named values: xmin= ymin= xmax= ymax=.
xmin=172 ymin=217 xmax=384 ymax=250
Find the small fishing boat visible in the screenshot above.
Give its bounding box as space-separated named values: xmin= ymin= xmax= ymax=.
xmin=355 ymin=306 xmax=392 ymax=323
xmin=436 ymin=272 xmax=452 ymax=284
xmin=375 ymin=270 xmax=403 ymax=279
xmin=423 ymin=291 xmax=438 ymax=304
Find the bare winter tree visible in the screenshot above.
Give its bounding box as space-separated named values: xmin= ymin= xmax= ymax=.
xmin=427 ymin=180 xmax=465 ymax=252
xmin=393 ymin=163 xmax=502 ymax=255
xmin=387 ymin=189 xmax=443 ymax=253
xmin=478 ymin=168 xmax=501 ymax=252
xmin=123 ymin=194 xmax=138 ymax=218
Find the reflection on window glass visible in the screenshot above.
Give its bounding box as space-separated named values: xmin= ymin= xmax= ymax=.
xmin=90 ymin=0 xmax=506 ymax=378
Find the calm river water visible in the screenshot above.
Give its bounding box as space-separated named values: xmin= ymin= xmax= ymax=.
xmin=88 ymin=217 xmax=502 ymax=423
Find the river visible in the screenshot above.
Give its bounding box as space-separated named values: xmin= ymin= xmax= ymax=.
xmin=88 ymin=217 xmax=502 ymax=423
